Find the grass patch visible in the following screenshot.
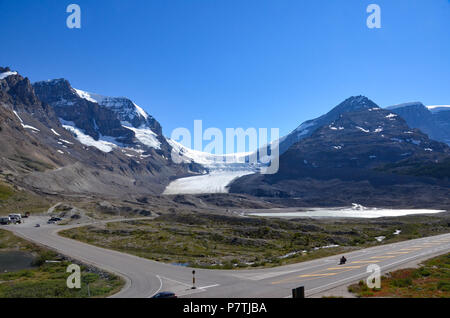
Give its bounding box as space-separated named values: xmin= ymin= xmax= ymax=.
xmin=0 ymin=181 xmax=51 ymax=216
xmin=348 ymin=253 xmax=450 ymax=298
xmin=0 ymin=183 xmax=14 ymax=200
xmin=60 ymin=211 xmax=450 ymax=269
xmin=0 ymin=229 xmax=124 ymax=298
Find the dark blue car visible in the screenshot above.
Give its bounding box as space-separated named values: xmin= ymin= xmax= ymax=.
xmin=151 ymin=292 xmax=177 ymax=298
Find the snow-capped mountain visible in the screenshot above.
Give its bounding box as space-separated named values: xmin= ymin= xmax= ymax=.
xmin=0 ymin=67 xmax=202 ymax=197
xmin=33 ymin=79 xmax=169 ymax=155
xmin=276 ymin=96 xmax=381 ymax=154
xmin=33 ymin=76 xmax=253 ymax=196
xmin=73 ymin=88 xmax=162 ymax=137
xmin=73 ymin=88 xmax=164 ymax=150
xmin=266 ymin=97 xmax=450 ymax=159
xmin=387 ymin=102 xmax=450 ymax=145
xmin=230 ymin=96 xmax=450 ymax=206
xmin=2 ymin=66 xmax=449 ymax=202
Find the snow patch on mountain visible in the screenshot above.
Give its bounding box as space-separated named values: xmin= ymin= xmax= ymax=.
xmin=60 ymin=119 xmax=118 ymax=153
xmin=74 ymin=88 xmax=150 ymax=124
xmin=123 ymin=126 xmax=161 ymax=149
xmin=13 ymin=110 xmax=40 ymax=131
xmin=356 ymin=126 xmax=370 ymax=133
xmin=73 ymin=88 xmax=99 ymax=103
xmin=374 ymin=127 xmax=383 ymax=133
xmin=386 ymin=113 xmax=397 ymax=119
xmin=329 ymin=125 xmax=344 ymax=131
xmin=427 ymin=105 xmax=450 ymax=113
xmin=0 ymin=71 xmax=18 ymax=80
xmin=59 ymin=139 xmax=73 ymax=145
xmin=132 ymin=103 xmax=149 ymax=120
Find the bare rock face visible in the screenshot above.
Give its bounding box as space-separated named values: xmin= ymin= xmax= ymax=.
xmin=230 ymin=96 xmax=450 ymax=207
xmin=387 ymin=102 xmax=450 ymax=146
xmin=279 ymin=103 xmax=448 ymax=172
xmin=32 ymin=79 xmax=177 ymax=160
xmin=0 ymin=67 xmax=203 ymax=197
xmin=277 ymin=96 xmax=380 ymax=154
xmin=0 ymin=67 xmax=58 ymax=126
xmin=33 ymin=79 xmax=135 ymax=145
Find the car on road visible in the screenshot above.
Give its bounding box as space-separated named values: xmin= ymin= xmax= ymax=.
xmin=9 ymin=214 xmax=22 ymax=224
xmin=47 ymin=217 xmax=62 ymax=224
xmin=0 ymin=217 xmax=11 ymax=225
xmin=151 ymin=291 xmax=177 ymax=298
xmin=35 ymin=224 xmax=40 ymax=228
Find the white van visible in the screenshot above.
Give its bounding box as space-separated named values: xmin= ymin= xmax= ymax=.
xmin=8 ymin=214 xmax=22 ymax=223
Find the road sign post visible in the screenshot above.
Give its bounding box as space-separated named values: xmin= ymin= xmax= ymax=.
xmin=292 ymin=286 xmax=305 ymax=298
xmin=192 ymin=270 xmax=196 ymax=289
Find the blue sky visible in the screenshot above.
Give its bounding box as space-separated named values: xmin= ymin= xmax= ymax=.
xmin=1 ymin=0 xmax=449 ymax=143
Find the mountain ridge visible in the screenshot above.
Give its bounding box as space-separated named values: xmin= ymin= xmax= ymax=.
xmin=0 ymin=67 xmax=202 ymax=198
xmin=230 ymin=97 xmax=450 ymax=207
xmin=2 ymin=66 xmax=449 ymax=205
xmin=387 ymin=102 xmax=450 ymax=145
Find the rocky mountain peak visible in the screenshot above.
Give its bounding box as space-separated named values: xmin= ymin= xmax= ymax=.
xmin=32 ymin=78 xmax=175 ymax=158
xmin=277 ymin=96 xmax=381 ymax=154
xmin=332 ymin=95 xmax=379 ymax=113
xmin=284 ymin=105 xmax=449 ymax=172
xmin=71 ymin=89 xmax=162 ymax=135
xmin=33 ymin=78 xmax=78 ymax=107
xmin=0 ymin=68 xmax=54 ymax=120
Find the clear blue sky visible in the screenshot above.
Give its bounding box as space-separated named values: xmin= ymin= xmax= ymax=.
xmin=1 ymin=0 xmax=449 ymax=140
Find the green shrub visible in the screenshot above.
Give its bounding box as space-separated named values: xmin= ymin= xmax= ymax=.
xmin=0 ymin=183 xmax=14 ymax=200
xmin=391 ymin=278 xmax=413 ymax=288
xmin=416 ymin=267 xmax=431 ymax=277
xmin=437 ymin=281 xmax=450 ymax=292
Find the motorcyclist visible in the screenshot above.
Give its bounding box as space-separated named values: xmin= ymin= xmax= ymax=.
xmin=340 ymin=256 xmax=347 ymax=264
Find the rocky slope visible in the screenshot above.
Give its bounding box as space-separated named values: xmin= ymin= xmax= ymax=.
xmin=230 ymin=96 xmax=450 ymax=207
xmin=32 ymin=79 xmax=171 ymax=155
xmin=387 ymin=102 xmax=450 ymax=146
xmin=276 ymin=96 xmax=381 ymax=155
xmin=0 ymin=67 xmax=200 ymax=197
xmin=2 ymin=66 xmax=449 ymax=205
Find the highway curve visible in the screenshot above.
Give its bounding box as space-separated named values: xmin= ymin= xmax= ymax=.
xmin=5 ymin=216 xmax=450 ymax=298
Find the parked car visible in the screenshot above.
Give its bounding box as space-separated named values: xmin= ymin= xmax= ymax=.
xmin=0 ymin=217 xmax=11 ymax=225
xmin=9 ymin=214 xmax=22 ymax=224
xmin=151 ymin=291 xmax=177 ymax=298
xmin=47 ymin=217 xmax=62 ymax=224
xmin=35 ymin=224 xmax=40 ymax=228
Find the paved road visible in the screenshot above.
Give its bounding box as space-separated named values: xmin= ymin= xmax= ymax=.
xmin=4 ymin=216 xmax=450 ymax=298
